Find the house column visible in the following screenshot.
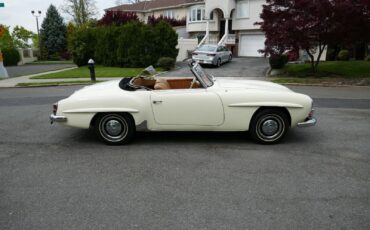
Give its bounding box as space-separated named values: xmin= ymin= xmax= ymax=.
xmin=224 ymin=17 xmax=229 ymax=40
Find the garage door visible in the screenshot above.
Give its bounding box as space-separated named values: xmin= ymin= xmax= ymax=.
xmin=239 ymin=34 xmax=265 ymax=57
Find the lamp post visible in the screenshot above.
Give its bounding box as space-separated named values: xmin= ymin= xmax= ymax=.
xmin=31 ymin=10 xmax=42 ymax=60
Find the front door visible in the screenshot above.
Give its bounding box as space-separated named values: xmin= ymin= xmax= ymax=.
xmin=150 ymin=89 xmax=224 ymax=126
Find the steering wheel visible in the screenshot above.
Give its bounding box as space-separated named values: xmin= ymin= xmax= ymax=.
xmin=189 ymin=77 xmax=197 ymax=89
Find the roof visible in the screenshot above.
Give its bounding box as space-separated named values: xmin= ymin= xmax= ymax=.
xmin=105 ymin=0 xmax=204 ymax=12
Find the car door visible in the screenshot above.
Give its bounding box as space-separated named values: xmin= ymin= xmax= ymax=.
xmin=222 ymin=46 xmax=229 ymax=61
xmin=216 ymin=46 xmax=224 ymax=62
xmin=150 ymin=88 xmax=224 ymax=126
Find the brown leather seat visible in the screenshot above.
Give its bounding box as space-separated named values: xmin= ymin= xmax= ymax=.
xmin=154 ymin=79 xmax=171 ymax=90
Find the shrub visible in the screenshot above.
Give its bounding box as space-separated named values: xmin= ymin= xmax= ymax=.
xmin=157 ymin=57 xmax=175 ymax=70
xmin=68 ymin=21 xmax=178 ymax=68
xmin=337 ymin=50 xmax=350 ymax=61
xmin=2 ymin=48 xmax=21 ymax=66
xmin=95 ymin=26 xmax=121 ymax=66
xmin=147 ymin=15 xmax=186 ymax=27
xmin=269 ymin=54 xmax=288 ymax=69
xmin=68 ymin=27 xmax=97 ymax=66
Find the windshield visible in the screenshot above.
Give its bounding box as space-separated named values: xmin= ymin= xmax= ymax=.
xmin=196 ymin=45 xmax=217 ymax=52
xmin=192 ymin=64 xmax=214 ymax=88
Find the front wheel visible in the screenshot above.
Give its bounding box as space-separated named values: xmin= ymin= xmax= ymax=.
xmin=216 ymin=58 xmax=222 ymax=67
xmin=249 ymin=109 xmax=289 ymax=144
xmin=94 ymin=113 xmax=135 ymax=145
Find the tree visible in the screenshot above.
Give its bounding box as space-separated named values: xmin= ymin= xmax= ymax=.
xmin=11 ymin=26 xmax=35 ymax=48
xmin=40 ymin=5 xmax=67 ymax=57
xmin=62 ymin=0 xmax=97 ymax=26
xmin=0 ymin=25 xmax=14 ymax=49
xmin=32 ymin=34 xmax=39 ymax=48
xmin=257 ymin=0 xmax=370 ymax=73
xmin=98 ymin=11 xmax=139 ymax=26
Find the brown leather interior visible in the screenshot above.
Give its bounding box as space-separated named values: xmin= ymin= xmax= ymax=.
xmin=132 ymin=78 xmax=156 ymax=89
xmin=154 ymin=78 xmax=171 ymax=90
xmin=133 ymin=77 xmax=200 ymax=90
xmin=167 ymin=78 xmax=200 ymax=89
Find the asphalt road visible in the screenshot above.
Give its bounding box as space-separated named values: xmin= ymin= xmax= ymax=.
xmin=6 ymin=64 xmax=76 ymax=78
xmin=0 ymin=85 xmax=369 ymax=230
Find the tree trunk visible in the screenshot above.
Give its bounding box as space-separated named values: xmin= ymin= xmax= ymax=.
xmin=305 ymin=49 xmax=316 ymax=73
xmin=314 ymin=44 xmax=326 ymax=72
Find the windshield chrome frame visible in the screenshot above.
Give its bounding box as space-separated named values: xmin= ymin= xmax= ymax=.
xmin=190 ymin=63 xmax=215 ymax=89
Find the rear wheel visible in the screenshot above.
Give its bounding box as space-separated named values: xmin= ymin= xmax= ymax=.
xmin=94 ymin=113 xmax=135 ymax=145
xmin=249 ymin=109 xmax=289 ymax=144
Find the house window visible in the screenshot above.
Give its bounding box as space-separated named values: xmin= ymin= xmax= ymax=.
xmin=189 ymin=6 xmax=206 ymax=22
xmin=164 ymin=10 xmax=174 ymax=19
xmin=237 ymin=0 xmax=250 ymax=18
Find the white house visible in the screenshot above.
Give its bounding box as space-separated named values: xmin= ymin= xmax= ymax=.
xmin=106 ymin=0 xmax=267 ymax=58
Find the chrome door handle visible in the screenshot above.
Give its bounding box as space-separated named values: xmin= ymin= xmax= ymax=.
xmin=153 ymin=100 xmax=163 ymax=104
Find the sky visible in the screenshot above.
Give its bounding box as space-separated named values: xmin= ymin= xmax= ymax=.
xmin=0 ymin=0 xmax=128 ymax=33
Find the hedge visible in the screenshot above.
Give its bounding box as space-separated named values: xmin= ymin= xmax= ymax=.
xmin=68 ymin=21 xmax=179 ymax=67
xmin=2 ymin=48 xmax=21 ymax=66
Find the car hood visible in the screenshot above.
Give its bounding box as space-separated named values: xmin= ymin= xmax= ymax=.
xmin=216 ymin=79 xmax=292 ymax=92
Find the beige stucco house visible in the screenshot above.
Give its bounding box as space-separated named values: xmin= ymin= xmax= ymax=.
xmin=106 ymin=0 xmax=267 ymax=58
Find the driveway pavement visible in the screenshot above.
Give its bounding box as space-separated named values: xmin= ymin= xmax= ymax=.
xmin=5 ymin=63 xmax=76 ymax=78
xmin=0 ymin=85 xmax=369 ymax=229
xmin=159 ymin=57 xmax=269 ymax=78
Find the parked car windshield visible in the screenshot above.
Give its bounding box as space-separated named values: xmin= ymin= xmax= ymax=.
xmin=197 ymin=45 xmax=217 ymax=52
xmin=192 ymin=64 xmax=214 ymax=88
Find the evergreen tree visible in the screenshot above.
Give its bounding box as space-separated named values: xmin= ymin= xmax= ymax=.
xmin=40 ymin=5 xmax=67 ymax=58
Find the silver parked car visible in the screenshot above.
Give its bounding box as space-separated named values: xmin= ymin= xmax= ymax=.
xmin=192 ymin=44 xmax=233 ymax=67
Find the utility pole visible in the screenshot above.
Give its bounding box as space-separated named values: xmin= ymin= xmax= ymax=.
xmin=31 ymin=10 xmax=42 ymax=60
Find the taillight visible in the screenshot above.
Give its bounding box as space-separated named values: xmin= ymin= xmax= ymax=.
xmin=53 ymin=103 xmax=58 ymax=115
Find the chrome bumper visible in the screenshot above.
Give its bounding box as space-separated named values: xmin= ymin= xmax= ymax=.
xmin=297 ymin=117 xmax=317 ymax=127
xmin=50 ymin=114 xmax=67 ymax=124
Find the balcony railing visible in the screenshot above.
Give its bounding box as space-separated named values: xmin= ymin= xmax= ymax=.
xmin=226 ymin=34 xmax=236 ymax=45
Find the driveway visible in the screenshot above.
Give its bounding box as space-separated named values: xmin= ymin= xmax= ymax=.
xmin=159 ymin=57 xmax=269 ymax=78
xmin=5 ymin=63 xmax=76 ymax=78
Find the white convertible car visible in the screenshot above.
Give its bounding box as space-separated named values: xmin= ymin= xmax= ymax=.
xmin=50 ymin=63 xmax=316 ymax=145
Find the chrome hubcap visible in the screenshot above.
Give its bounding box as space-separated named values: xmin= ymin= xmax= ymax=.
xmin=256 ymin=114 xmax=285 ymax=142
xmin=99 ymin=115 xmax=129 ymax=142
xmin=261 ymin=119 xmax=279 ymax=136
xmin=105 ymin=119 xmax=122 ymax=136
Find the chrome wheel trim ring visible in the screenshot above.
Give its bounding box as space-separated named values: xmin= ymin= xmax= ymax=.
xmin=256 ymin=114 xmax=285 ymax=142
xmin=99 ymin=115 xmax=128 ymax=142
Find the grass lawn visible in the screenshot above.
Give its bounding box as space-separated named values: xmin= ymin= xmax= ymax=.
xmin=279 ymin=61 xmax=370 ymax=78
xmin=31 ymin=66 xmax=163 ymax=79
